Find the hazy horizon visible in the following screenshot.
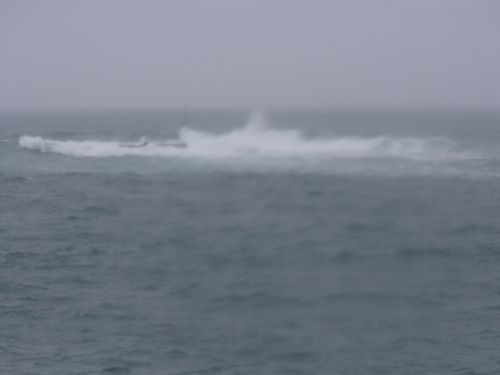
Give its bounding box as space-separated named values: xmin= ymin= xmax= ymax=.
xmin=4 ymin=5 xmax=500 ymax=373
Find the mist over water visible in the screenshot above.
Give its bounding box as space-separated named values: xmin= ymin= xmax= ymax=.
xmin=2 ymin=1 xmax=500 ymax=373
xmin=13 ymin=110 xmax=495 ymax=178
xmin=18 ymin=114 xmax=465 ymax=159
xmin=2 ymin=110 xmax=500 ymax=374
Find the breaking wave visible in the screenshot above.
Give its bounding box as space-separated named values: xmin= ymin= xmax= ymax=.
xmin=18 ymin=113 xmax=472 ymax=162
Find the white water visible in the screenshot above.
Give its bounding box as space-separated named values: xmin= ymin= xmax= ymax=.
xmin=18 ymin=112 xmax=473 ymax=161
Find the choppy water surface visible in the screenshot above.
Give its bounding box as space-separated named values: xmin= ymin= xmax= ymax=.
xmin=2 ymin=110 xmax=500 ymax=374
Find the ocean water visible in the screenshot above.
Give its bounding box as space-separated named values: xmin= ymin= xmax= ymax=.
xmin=2 ymin=110 xmax=500 ymax=374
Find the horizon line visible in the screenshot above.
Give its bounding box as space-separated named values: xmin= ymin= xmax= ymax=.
xmin=1 ymin=106 xmax=500 ymax=115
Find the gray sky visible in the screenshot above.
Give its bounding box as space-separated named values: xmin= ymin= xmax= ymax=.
xmin=1 ymin=0 xmax=499 ymax=110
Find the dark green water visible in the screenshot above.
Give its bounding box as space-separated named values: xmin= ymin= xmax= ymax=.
xmin=1 ymin=111 xmax=500 ymax=374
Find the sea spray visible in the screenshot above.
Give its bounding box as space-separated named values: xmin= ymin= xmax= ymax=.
xmin=19 ymin=113 xmax=470 ymax=161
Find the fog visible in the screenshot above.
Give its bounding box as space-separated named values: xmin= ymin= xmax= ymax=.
xmin=1 ymin=0 xmax=499 ymax=110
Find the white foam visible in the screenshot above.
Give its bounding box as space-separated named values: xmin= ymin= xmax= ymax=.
xmin=18 ymin=112 xmax=472 ymax=162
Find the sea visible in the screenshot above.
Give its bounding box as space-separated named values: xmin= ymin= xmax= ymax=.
xmin=1 ymin=110 xmax=500 ymax=375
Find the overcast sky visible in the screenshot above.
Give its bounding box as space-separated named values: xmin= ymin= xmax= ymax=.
xmin=1 ymin=0 xmax=499 ymax=111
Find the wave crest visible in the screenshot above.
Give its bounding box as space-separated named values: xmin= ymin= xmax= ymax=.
xmin=18 ymin=124 xmax=468 ymax=161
